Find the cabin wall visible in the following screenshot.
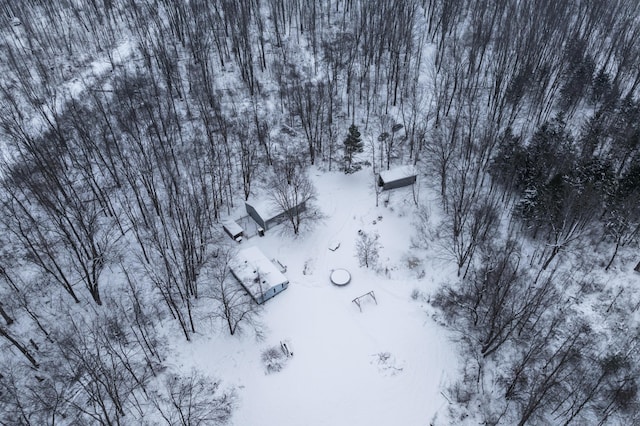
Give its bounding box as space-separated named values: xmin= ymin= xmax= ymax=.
xmin=245 ymin=203 xmax=266 ymax=229
xmin=260 ymin=282 xmax=289 ymax=304
xmin=266 ymin=202 xmax=307 ymax=230
xmin=381 ymin=175 xmax=417 ymax=190
xmin=246 ymin=201 xmax=306 ymax=231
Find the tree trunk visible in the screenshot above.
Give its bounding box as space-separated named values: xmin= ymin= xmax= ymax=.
xmin=0 ymin=303 xmax=13 ymax=325
xmin=90 ymin=286 xmax=102 ymax=306
xmin=541 ymin=246 xmax=560 ymax=270
xmin=0 ymin=326 xmax=39 ymax=368
xmin=605 ymin=240 xmax=620 ymax=271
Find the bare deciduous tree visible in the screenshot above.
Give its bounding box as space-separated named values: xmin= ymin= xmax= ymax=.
xmin=269 ymin=166 xmax=318 ymax=235
xmin=355 ymin=231 xmax=381 ymax=269
xmin=210 ymin=249 xmax=259 ymax=336
xmin=150 ymin=370 xmax=236 ymax=426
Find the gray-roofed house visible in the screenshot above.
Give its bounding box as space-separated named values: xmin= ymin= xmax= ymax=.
xmin=229 ymin=246 xmax=289 ymax=304
xmin=378 ymin=165 xmax=417 ymax=190
xmin=245 ymin=197 xmax=306 ymax=231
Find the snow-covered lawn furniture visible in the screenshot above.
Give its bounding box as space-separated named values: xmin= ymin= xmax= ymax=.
xmin=352 ymin=291 xmax=377 ymax=312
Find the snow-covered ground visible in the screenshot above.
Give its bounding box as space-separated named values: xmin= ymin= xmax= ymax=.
xmin=169 ymin=167 xmax=459 ymax=425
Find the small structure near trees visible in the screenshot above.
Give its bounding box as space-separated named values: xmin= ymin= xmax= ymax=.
xmin=378 ymin=165 xmax=417 ymax=190
xmin=229 ymin=246 xmax=289 ymax=304
xmin=222 ymin=220 xmax=244 ymax=242
xmin=268 ymin=168 xmax=317 ymax=235
xmin=246 ymin=167 xmax=316 ymax=235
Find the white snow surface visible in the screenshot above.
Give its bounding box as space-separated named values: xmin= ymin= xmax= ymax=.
xmin=170 ymin=168 xmax=458 ymax=426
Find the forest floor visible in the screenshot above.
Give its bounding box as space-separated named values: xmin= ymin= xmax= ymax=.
xmin=167 ymin=167 xmax=459 ymax=426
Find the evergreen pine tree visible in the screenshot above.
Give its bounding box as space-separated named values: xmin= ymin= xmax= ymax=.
xmin=343 ymin=124 xmax=363 ymax=173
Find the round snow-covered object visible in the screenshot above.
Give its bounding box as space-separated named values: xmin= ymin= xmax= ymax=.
xmin=330 ymin=269 xmax=351 ymax=286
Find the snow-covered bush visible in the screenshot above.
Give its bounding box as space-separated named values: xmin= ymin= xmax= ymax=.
xmin=410 ymin=288 xmax=422 ymax=301
xmin=370 ymin=351 xmax=404 ymax=376
xmin=261 ymin=346 xmax=288 ymax=374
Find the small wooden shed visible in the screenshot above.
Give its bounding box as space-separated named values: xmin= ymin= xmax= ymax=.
xmin=229 ymin=246 xmax=289 ymax=304
xmin=222 ymin=220 xmax=244 ymax=242
xmin=378 ymin=165 xmax=417 ymax=190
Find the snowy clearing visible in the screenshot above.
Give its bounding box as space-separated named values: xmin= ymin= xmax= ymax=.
xmin=169 ymin=168 xmax=458 ymax=426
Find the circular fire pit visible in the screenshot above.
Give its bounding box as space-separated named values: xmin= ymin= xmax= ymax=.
xmin=330 ymin=269 xmax=351 ymax=286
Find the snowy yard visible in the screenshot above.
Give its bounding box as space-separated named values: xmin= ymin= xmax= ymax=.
xmin=3 ymin=2 xmax=640 ymax=424
xmin=170 ymin=168 xmax=458 ymax=425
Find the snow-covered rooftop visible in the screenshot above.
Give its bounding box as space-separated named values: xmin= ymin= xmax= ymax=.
xmin=222 ymin=220 xmax=243 ymax=236
xmin=230 ymin=246 xmax=288 ymax=298
xmin=245 ymin=197 xmax=280 ymax=221
xmin=379 ymin=165 xmax=417 ymax=183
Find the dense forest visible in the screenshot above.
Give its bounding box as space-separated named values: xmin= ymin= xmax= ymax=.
xmin=0 ymin=0 xmax=639 ymax=424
